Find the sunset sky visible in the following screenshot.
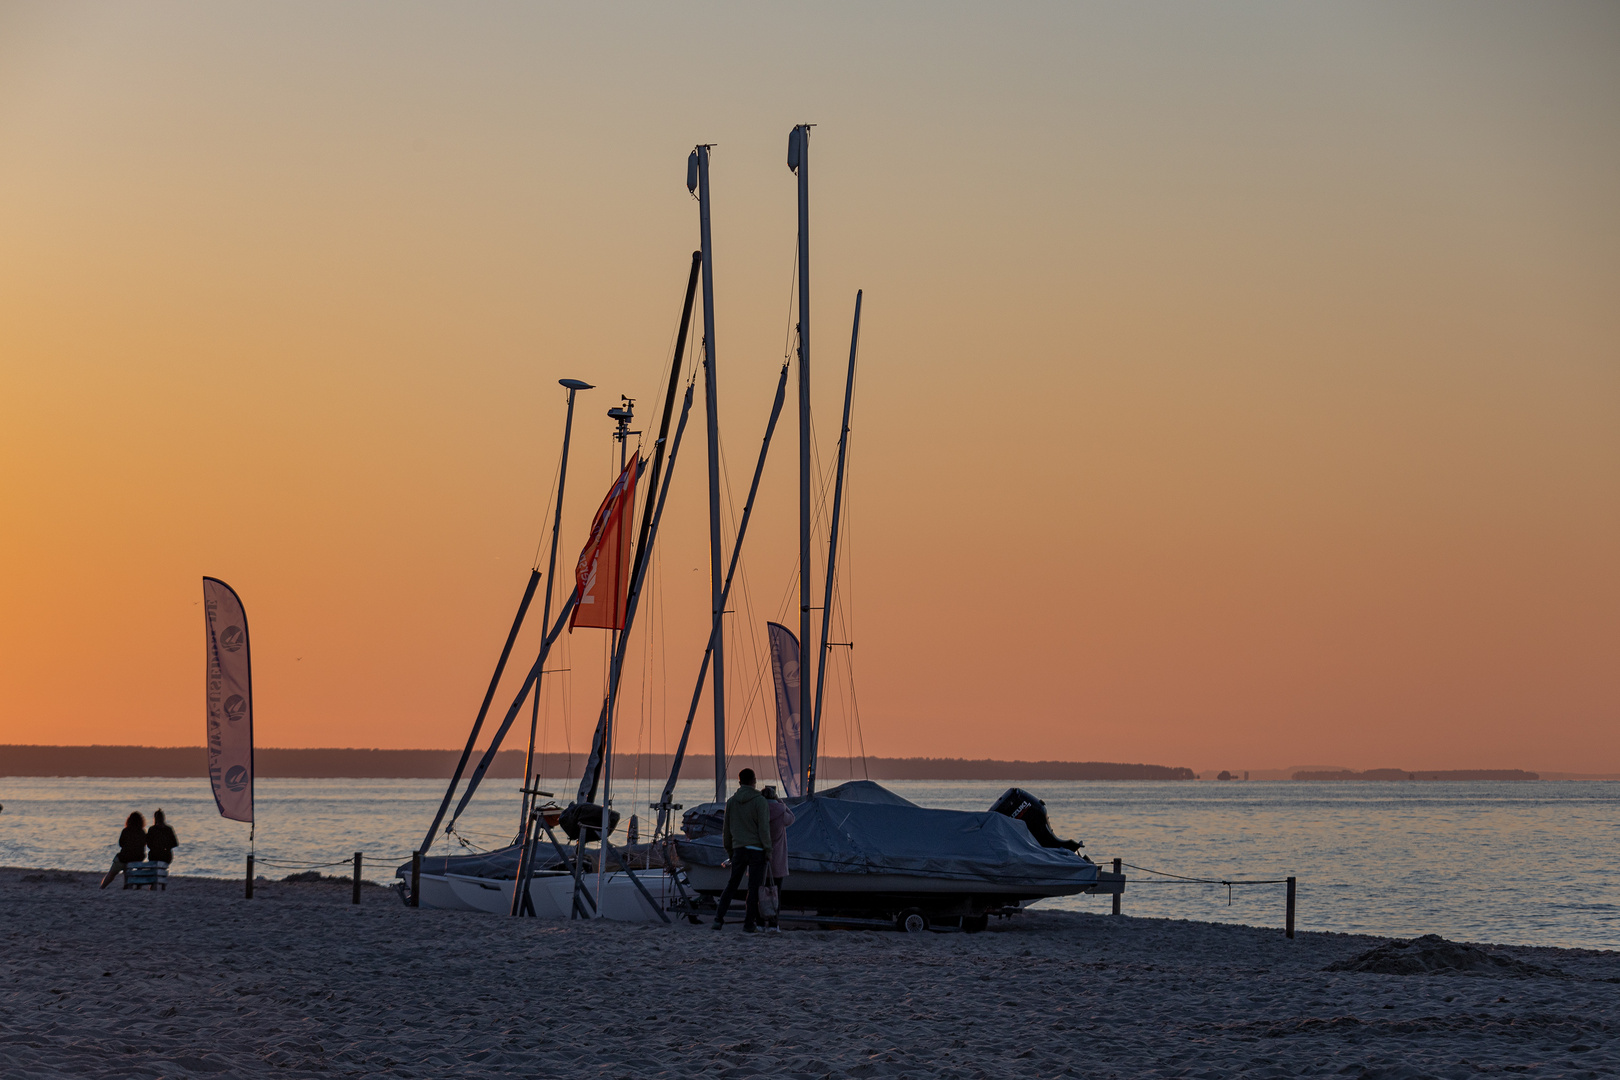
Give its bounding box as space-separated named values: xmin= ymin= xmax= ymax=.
xmin=2 ymin=3 xmax=1616 ymax=773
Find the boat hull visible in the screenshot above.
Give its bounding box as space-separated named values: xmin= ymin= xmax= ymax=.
xmin=415 ymin=869 xmax=675 ymax=921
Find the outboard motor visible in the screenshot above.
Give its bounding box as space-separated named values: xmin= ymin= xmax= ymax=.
xmin=990 ymin=788 xmax=1083 ymax=852
xmin=560 ymin=802 xmax=621 ymax=843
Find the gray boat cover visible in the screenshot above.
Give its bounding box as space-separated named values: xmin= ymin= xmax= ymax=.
xmin=679 ymin=779 xmax=921 ymax=840
xmin=812 ymin=779 xmax=919 ymax=807
xmin=679 ymin=782 xmax=1098 ymax=889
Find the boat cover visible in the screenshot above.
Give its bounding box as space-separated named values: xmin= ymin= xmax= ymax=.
xmin=680 ymin=778 xmax=920 ymax=840
xmin=813 ymin=779 xmax=919 ymax=807
xmin=395 ymin=841 xmax=661 ymax=882
xmin=397 ymin=843 xmax=551 ymax=881
xmin=678 ymin=783 xmax=1098 ymax=889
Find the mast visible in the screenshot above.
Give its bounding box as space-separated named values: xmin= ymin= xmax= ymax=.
xmin=788 ymin=123 xmax=813 ymax=797
xmin=420 ymin=571 xmax=537 ymax=858
xmin=518 ymin=378 xmax=592 ymax=832
xmin=631 ymin=251 xmax=702 ymax=582
xmin=655 ymin=363 xmax=790 ymax=837
xmin=564 ymin=253 xmax=698 ymax=817
xmin=607 ymin=397 xmax=637 ymax=666
xmin=690 ymin=144 xmax=727 ymax=804
xmin=422 ymin=379 xmax=590 ymax=858
xmin=592 ymin=385 xmax=694 ymax=913
xmin=807 ymin=291 xmax=861 ymax=796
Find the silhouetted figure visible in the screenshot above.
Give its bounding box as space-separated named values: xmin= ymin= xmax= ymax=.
xmin=762 ymin=784 xmax=795 ymax=933
xmin=146 ymin=809 xmax=179 ymax=865
xmin=100 ymin=811 xmax=146 ymax=889
xmin=713 ymin=768 xmax=771 ymax=932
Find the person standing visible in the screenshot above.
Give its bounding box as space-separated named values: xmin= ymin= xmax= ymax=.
xmin=146 ymin=809 xmax=179 ymax=866
xmin=99 ymin=811 xmax=146 ymax=889
xmin=761 ymin=785 xmax=795 ymax=933
xmin=713 ymin=768 xmax=771 ymax=932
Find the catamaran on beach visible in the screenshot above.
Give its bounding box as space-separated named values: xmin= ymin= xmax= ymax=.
xmin=398 ymin=128 xmax=1120 ymax=930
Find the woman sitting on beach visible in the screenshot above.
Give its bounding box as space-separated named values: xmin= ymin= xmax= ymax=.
xmin=146 ymin=809 xmax=179 ymax=866
xmin=99 ymin=811 xmax=146 ymax=889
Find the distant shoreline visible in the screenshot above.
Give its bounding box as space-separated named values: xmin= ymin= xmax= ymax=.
xmin=4 ymin=746 xmax=1604 ymax=781
xmin=1292 ymin=769 xmax=1540 ymax=781
xmin=0 ymin=745 xmax=1197 ymax=781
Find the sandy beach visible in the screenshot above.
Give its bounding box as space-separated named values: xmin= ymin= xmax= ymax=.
xmin=3 ymin=867 xmax=1615 ymax=1079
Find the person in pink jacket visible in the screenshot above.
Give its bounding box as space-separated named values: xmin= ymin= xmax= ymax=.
xmin=761 ymin=785 xmax=795 ymax=933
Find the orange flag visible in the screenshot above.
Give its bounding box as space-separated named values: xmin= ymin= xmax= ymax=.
xmin=571 ymin=458 xmax=640 ymax=630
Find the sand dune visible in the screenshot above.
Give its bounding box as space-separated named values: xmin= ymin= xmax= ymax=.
xmin=3 ymin=867 xmax=1615 ymax=1078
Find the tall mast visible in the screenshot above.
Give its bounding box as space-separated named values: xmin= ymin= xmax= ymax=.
xmin=655 ymin=363 xmax=790 ymax=837
xmin=689 ymin=145 xmax=727 ymax=804
xmin=571 ymin=254 xmax=696 ymax=812
xmin=631 ymin=251 xmax=702 ymax=583
xmin=606 ymin=398 xmax=636 ymax=669
xmin=788 ymin=123 xmax=813 ymax=797
xmin=423 ymin=378 xmax=589 ymax=858
xmin=807 ymin=291 xmax=861 ymax=796
xmin=591 ymin=385 xmax=694 ymax=914
xmin=518 ymin=378 xmax=593 ymax=830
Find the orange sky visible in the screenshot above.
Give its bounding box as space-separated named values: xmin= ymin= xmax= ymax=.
xmin=2 ymin=4 xmax=1617 ymax=773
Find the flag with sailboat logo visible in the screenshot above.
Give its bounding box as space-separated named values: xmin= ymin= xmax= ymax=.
xmin=571 ymin=458 xmax=640 ymax=630
xmin=767 ymin=621 xmax=803 ymax=797
xmin=202 ymin=577 xmax=254 ymax=823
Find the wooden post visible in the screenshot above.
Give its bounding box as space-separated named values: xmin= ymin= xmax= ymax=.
xmin=352 ymin=852 xmax=362 ymax=905
xmin=410 ymin=851 xmax=421 ymax=909
xmin=1112 ymin=858 xmax=1122 ymax=916
xmin=1286 ymin=876 xmax=1296 ymax=938
xmin=245 ymin=854 xmax=254 ymax=899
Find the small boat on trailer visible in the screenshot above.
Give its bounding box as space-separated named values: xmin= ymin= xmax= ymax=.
xmin=677 ymin=780 xmax=1121 ymax=932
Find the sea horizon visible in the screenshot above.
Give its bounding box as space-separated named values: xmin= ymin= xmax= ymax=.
xmin=4 ymin=775 xmax=1614 ymax=951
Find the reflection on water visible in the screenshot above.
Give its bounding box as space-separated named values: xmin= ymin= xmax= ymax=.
xmin=1 ymin=776 xmax=1613 ymax=949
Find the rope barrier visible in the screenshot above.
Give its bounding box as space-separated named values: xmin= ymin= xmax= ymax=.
xmin=251 ymin=858 xmax=357 ymax=870
xmin=253 ymin=855 xmax=413 ymax=870
xmin=1112 ymin=861 xmax=1292 ymax=905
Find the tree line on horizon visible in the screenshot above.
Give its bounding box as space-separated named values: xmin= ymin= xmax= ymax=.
xmin=0 ymin=745 xmax=1196 ymax=781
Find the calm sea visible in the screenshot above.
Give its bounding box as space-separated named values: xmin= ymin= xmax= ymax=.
xmin=1 ymin=776 xmax=1613 ymax=950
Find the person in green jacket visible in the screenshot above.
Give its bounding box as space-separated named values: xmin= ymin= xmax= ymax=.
xmin=713 ymin=768 xmax=772 ymax=932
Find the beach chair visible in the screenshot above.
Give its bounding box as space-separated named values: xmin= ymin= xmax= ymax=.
xmin=122 ymin=862 xmax=169 ymax=891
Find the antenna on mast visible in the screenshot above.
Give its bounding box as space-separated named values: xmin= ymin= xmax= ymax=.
xmin=608 ymin=397 xmax=639 ymax=456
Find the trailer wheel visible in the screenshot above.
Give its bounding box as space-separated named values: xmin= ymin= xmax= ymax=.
xmin=962 ymin=914 xmax=989 ymax=934
xmin=897 ymin=909 xmax=930 ymax=933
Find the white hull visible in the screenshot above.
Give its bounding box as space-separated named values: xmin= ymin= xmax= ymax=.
xmin=417 ymin=870 xmax=675 ymax=921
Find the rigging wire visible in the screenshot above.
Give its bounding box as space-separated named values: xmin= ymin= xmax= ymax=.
xmin=529 ymin=447 xmax=564 ymax=573
xmin=716 ymin=429 xmax=770 ymax=767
